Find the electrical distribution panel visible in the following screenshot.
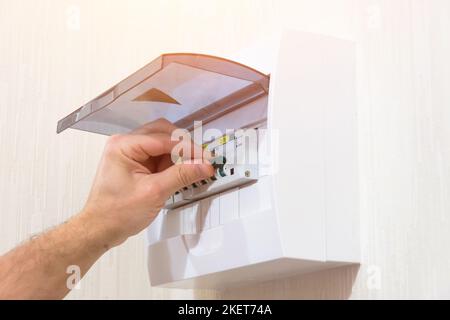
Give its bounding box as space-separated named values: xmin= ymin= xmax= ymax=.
xmin=57 ymin=30 xmax=360 ymax=289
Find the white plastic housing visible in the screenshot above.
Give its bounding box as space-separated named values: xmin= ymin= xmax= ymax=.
xmin=146 ymin=31 xmax=359 ymax=288
xmin=57 ymin=30 xmax=359 ymax=289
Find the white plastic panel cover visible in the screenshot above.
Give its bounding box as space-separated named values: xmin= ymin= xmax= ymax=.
xmin=57 ymin=54 xmax=270 ymax=135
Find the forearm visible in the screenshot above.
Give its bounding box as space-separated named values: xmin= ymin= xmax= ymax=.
xmin=0 ymin=120 xmax=213 ymax=300
xmin=0 ymin=211 xmax=111 ymax=300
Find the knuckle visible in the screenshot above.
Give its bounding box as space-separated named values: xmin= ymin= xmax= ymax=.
xmin=104 ymin=134 xmax=123 ymax=156
xmin=154 ymin=118 xmax=172 ymax=126
xmin=107 ymin=134 xmax=123 ymax=146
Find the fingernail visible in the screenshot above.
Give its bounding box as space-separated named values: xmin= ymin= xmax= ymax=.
xmin=199 ymin=162 xmax=214 ymax=177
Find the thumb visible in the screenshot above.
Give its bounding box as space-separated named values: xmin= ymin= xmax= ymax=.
xmin=153 ymin=162 xmax=214 ymax=198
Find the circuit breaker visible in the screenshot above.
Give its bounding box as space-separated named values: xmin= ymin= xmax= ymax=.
xmin=57 ymin=30 xmax=359 ymax=288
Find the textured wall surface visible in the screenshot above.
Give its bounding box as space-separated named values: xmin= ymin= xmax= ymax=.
xmin=0 ymin=0 xmax=449 ymax=299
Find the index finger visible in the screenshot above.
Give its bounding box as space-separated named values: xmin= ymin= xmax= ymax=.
xmin=112 ymin=133 xmax=205 ymax=164
xmin=130 ymin=118 xmax=179 ymax=135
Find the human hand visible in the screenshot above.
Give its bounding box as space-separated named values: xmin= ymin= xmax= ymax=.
xmin=79 ymin=119 xmax=214 ymax=248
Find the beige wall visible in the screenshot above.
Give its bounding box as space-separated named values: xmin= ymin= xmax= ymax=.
xmin=1 ymin=0 xmax=449 ymax=299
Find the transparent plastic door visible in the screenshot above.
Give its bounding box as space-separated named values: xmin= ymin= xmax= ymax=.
xmin=57 ymin=54 xmax=269 ymax=135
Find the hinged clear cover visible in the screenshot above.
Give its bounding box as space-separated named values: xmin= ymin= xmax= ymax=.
xmin=57 ymin=54 xmax=270 ymax=135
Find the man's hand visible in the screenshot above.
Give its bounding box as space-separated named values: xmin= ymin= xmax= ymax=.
xmin=0 ymin=119 xmax=213 ymax=299
xmin=81 ymin=119 xmax=214 ymax=247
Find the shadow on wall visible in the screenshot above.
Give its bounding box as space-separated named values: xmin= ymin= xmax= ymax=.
xmin=217 ymin=265 xmax=360 ymax=300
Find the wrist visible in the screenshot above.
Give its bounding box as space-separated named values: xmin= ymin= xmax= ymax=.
xmin=74 ymin=208 xmax=126 ymax=253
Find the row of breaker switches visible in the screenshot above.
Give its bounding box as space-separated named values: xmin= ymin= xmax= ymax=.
xmin=164 ymin=131 xmax=259 ymax=210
